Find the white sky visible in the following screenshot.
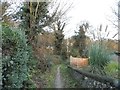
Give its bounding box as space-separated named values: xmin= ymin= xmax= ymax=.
xmin=62 ymin=0 xmax=118 ymax=40
xmin=4 ymin=0 xmax=119 ymax=40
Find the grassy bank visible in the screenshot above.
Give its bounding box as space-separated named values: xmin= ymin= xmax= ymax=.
xmin=40 ymin=65 xmax=58 ymax=88
xmin=60 ymin=64 xmax=80 ymax=88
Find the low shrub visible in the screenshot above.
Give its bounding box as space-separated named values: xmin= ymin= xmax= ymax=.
xmin=70 ymin=48 xmax=79 ymax=57
xmin=47 ymin=55 xmax=62 ymax=65
xmin=88 ymin=43 xmax=112 ymax=74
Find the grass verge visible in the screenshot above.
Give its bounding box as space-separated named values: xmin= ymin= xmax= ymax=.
xmin=60 ymin=64 xmax=80 ymax=88
xmin=104 ymin=61 xmax=120 ymax=79
xmin=40 ymin=65 xmax=58 ymax=88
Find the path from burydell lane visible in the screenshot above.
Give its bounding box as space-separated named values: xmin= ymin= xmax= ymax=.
xmin=54 ymin=66 xmax=64 ymax=88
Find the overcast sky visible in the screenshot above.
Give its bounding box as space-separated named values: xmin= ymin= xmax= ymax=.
xmin=62 ymin=0 xmax=118 ymax=40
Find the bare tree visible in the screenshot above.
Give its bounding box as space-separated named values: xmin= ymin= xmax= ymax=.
xmin=108 ymin=1 xmax=120 ymax=38
xmin=48 ymin=0 xmax=73 ymax=56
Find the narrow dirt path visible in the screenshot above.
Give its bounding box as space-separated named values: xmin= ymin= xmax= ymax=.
xmin=54 ymin=66 xmax=64 ymax=88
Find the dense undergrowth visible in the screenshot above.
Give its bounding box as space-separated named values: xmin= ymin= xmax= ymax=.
xmin=31 ymin=55 xmax=63 ymax=88
xmin=40 ymin=65 xmax=58 ymax=88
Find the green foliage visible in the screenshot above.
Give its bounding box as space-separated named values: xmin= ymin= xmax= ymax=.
xmin=60 ymin=64 xmax=79 ymax=88
xmin=47 ymin=55 xmax=62 ymax=65
xmin=78 ymin=25 xmax=86 ymax=57
xmin=0 ymin=23 xmax=2 ymax=87
xmin=72 ymin=23 xmax=88 ymax=57
xmin=27 ymin=46 xmax=38 ymax=72
xmin=61 ymin=45 xmax=67 ymax=60
xmin=40 ymin=65 xmax=58 ymax=88
xmin=15 ymin=2 xmax=52 ymax=44
xmin=54 ymin=21 xmax=65 ymax=55
xmin=17 ymin=2 xmax=49 ymax=29
xmin=22 ymin=79 xmax=36 ymax=89
xmin=104 ymin=61 xmax=120 ymax=79
xmin=88 ymin=43 xmax=111 ymax=70
xmin=70 ymin=48 xmax=79 ymax=57
xmin=2 ymin=24 xmax=33 ymax=88
xmin=0 ymin=58 xmax=2 ymax=88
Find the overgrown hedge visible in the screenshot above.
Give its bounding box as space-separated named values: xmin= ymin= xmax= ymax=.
xmin=2 ymin=23 xmax=35 ymax=88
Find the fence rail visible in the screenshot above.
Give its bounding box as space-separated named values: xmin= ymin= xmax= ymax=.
xmin=67 ymin=65 xmax=120 ymax=88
